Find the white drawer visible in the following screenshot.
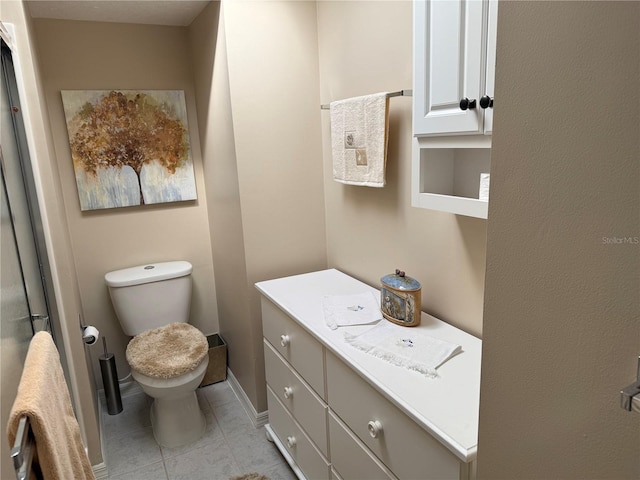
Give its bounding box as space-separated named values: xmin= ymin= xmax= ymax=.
xmin=267 ymin=386 xmax=330 ymax=480
xmin=326 ymin=352 xmax=464 ymax=480
xmin=264 ymin=340 xmax=328 ymax=456
xmin=262 ymin=297 xmax=326 ymax=398
xmin=328 ymin=410 xmax=396 ymax=480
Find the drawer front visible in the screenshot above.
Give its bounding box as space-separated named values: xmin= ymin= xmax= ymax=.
xmin=326 ymin=352 xmax=463 ymax=480
xmin=329 ymin=410 xmax=396 ymax=480
xmin=264 ymin=340 xmax=328 ymax=456
xmin=267 ymin=387 xmax=330 ymax=480
xmin=262 ymin=297 xmax=325 ymax=398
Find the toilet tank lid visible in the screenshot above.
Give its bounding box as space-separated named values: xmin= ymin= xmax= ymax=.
xmin=105 ymin=261 xmax=193 ymax=287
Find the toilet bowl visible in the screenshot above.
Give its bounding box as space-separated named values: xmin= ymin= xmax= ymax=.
xmin=126 ymin=323 xmax=209 ymax=447
xmin=136 ymin=359 xmax=209 ymax=448
xmin=105 ymin=261 xmax=210 ymax=448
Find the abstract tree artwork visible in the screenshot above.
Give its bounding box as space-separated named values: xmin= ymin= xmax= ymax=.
xmin=61 ymin=90 xmax=197 ymax=211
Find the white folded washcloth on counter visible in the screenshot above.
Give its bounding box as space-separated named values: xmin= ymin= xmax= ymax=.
xmin=344 ymin=320 xmax=462 ymax=378
xmin=323 ymin=292 xmax=382 ymax=330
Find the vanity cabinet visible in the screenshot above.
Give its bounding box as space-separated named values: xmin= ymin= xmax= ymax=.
xmin=256 ymin=269 xmax=482 ymax=480
xmin=412 ymin=0 xmax=498 ymax=218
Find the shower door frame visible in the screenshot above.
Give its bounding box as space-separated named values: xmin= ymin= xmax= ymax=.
xmin=0 ymin=24 xmax=71 ymax=392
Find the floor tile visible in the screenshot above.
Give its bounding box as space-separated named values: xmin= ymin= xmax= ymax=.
xmin=105 ymin=426 xmax=163 ymax=476
xmin=160 ymin=411 xmax=225 ymax=459
xmin=164 ymin=439 xmax=241 ymax=480
xmin=200 ymin=381 xmax=237 ymax=407
xmin=108 ymin=460 xmax=168 ymax=480
xmin=102 ymin=391 xmax=151 ymax=440
xmin=102 ymin=381 xmax=295 ymax=480
xmin=212 ymin=398 xmax=256 ymax=437
xmin=226 ymin=427 xmax=285 ymax=473
xmin=261 ymin=459 xmax=299 ymax=480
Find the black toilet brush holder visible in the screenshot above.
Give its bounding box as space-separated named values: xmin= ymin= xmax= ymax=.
xmin=99 ymin=337 xmax=123 ymax=415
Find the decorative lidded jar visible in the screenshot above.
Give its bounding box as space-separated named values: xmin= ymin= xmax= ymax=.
xmin=380 ymin=269 xmax=421 ymax=327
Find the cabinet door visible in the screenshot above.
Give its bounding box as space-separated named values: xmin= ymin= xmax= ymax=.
xmin=482 ymin=0 xmax=498 ymax=135
xmin=413 ymin=0 xmax=485 ymax=136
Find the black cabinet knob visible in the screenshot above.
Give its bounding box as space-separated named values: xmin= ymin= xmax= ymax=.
xmin=459 ymin=97 xmax=477 ymax=111
xmin=480 ymin=95 xmax=494 ymax=109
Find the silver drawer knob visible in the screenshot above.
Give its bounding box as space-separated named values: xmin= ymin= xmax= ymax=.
xmin=280 ymin=334 xmax=290 ymax=347
xmin=367 ymin=420 xmax=383 ymax=439
xmin=284 ymin=386 xmax=293 ymax=399
xmin=286 ymin=435 xmax=296 ymax=448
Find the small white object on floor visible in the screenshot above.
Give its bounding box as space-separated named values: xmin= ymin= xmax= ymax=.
xmin=322 ymin=292 xmax=382 ymax=330
xmin=344 ymin=320 xmax=462 ymax=377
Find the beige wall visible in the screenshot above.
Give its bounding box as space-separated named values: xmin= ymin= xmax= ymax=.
xmin=0 ymin=0 xmax=102 ymax=469
xmin=188 ymin=2 xmax=257 ymax=407
xmin=190 ymin=1 xmax=327 ymax=412
xmin=189 ymin=0 xmax=486 ymax=414
xmin=478 ymin=1 xmax=640 ymax=477
xmin=224 ymin=0 xmax=327 ymax=412
xmin=317 ymin=1 xmax=487 ymax=337
xmin=32 ymin=19 xmax=219 ymax=383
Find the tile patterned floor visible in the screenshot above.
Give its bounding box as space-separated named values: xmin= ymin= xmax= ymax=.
xmin=101 ymin=381 xmax=297 ymax=480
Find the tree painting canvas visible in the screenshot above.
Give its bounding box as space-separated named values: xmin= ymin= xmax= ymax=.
xmin=61 ymin=90 xmax=197 ymax=211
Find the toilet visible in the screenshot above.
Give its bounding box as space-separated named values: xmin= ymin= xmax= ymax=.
xmin=104 ymin=261 xmax=209 ymax=448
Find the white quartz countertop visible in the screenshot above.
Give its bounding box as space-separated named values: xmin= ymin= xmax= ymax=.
xmin=255 ymin=269 xmax=482 ymax=463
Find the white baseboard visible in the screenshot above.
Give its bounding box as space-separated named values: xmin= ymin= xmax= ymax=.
xmin=92 ymin=461 xmax=108 ymax=480
xmin=95 ymin=380 xmax=141 ymax=478
xmin=226 ymin=368 xmax=269 ymax=428
xmin=95 ymin=395 xmax=109 ymax=479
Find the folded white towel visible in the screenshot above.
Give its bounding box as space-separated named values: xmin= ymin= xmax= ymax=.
xmin=323 ymin=292 xmax=382 ymax=330
xmin=344 ymin=321 xmax=462 ymax=378
xmin=330 ymin=92 xmax=389 ymax=187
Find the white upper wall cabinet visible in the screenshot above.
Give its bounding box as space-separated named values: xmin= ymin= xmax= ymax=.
xmin=411 ymin=0 xmax=498 ymax=218
xmin=413 ymin=0 xmax=498 ymax=137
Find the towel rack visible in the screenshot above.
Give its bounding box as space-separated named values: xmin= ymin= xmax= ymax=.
xmin=320 ymin=89 xmax=412 ymax=110
xmin=11 ymin=416 xmax=38 ymax=480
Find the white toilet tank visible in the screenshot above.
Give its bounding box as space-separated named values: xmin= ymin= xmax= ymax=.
xmin=105 ymin=261 xmax=193 ymax=336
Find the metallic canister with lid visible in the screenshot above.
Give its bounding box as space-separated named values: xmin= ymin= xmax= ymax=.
xmin=380 ymin=269 xmax=421 ymax=327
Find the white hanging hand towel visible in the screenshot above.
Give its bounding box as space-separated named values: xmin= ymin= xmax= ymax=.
xmin=330 ymin=92 xmax=389 ymax=187
xmin=323 ymin=292 xmax=382 ymax=330
xmin=344 ymin=320 xmax=462 ymax=378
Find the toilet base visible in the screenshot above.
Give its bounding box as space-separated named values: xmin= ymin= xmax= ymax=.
xmin=130 ymin=352 xmax=209 ymax=448
xmin=149 ymin=391 xmax=206 ymax=448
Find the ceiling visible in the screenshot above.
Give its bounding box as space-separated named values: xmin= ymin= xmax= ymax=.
xmin=26 ymin=0 xmax=211 ymax=27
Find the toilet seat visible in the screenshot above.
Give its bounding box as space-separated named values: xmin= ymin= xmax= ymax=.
xmin=126 ymin=323 xmax=208 ymax=379
xmin=131 ymin=355 xmax=209 ymax=390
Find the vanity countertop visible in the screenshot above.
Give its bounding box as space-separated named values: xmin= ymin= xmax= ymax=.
xmin=256 ymin=268 xmax=482 ymax=463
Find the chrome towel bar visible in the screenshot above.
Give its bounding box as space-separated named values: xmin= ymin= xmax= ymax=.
xmin=11 ymin=416 xmax=36 ymax=480
xmin=320 ymin=89 xmax=412 ymax=110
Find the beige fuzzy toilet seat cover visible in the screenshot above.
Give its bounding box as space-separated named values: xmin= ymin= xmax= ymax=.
xmin=126 ymin=323 xmax=208 ymax=379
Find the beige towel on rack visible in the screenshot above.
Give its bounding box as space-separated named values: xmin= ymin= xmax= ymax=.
xmin=330 ymin=92 xmax=389 ymax=187
xmin=7 ymin=332 xmax=95 ymax=480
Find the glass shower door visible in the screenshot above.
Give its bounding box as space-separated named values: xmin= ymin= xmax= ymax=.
xmin=0 ymin=150 xmax=35 ymax=480
xmin=1 ymin=39 xmax=51 ymax=335
xmin=0 ymin=34 xmax=68 ymax=479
